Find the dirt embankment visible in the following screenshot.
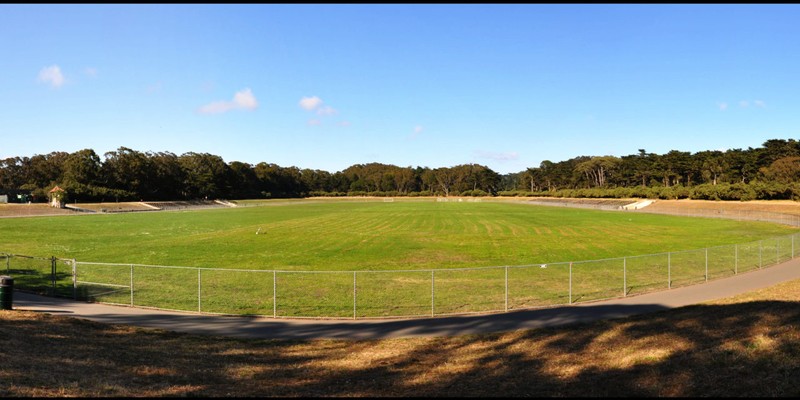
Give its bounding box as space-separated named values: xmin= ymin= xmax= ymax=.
xmin=645 ymin=199 xmax=800 ymax=216
xmin=0 ymin=204 xmax=79 ymax=218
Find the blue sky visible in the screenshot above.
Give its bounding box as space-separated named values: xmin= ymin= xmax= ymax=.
xmin=2 ymin=4 xmax=799 ymax=174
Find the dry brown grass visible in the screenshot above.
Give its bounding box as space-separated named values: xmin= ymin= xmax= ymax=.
xmin=3 ymin=278 xmax=800 ymax=397
xmin=0 ymin=203 xmax=76 ymax=218
xmin=647 ymin=199 xmax=800 ymax=216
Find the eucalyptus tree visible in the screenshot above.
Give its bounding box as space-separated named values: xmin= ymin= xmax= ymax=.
xmin=148 ymin=151 xmax=185 ymax=200
xmin=229 ymin=161 xmax=261 ymax=199
xmin=697 ymin=150 xmax=728 ymax=185
xmin=574 ymin=156 xmax=621 ymax=188
xmin=178 ymin=152 xmax=234 ymax=199
xmin=102 ymin=147 xmax=153 ymax=200
xmin=760 ymin=156 xmax=800 ymax=184
xmin=0 ymin=157 xmax=25 ymax=192
xmin=60 ymin=149 xmax=104 ymax=201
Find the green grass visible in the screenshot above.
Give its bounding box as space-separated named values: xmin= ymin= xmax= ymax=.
xmin=3 ymin=199 xmax=799 ymax=317
xmin=2 ymin=199 xmax=796 ymax=270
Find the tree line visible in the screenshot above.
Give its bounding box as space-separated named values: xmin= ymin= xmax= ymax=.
xmin=2 ymin=139 xmax=800 ymax=203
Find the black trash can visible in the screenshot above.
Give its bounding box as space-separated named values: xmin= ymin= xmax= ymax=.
xmin=0 ymin=276 xmax=13 ymax=310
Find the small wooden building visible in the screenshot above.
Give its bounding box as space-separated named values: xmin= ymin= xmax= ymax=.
xmin=49 ymin=186 xmax=66 ymax=208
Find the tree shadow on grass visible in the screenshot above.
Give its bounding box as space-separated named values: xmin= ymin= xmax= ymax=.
xmin=3 ymin=299 xmax=800 ymax=396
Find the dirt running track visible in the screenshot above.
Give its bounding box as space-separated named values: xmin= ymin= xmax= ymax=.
xmin=13 ymin=257 xmax=800 ymax=340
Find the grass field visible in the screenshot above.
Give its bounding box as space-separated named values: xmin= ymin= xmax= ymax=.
xmin=2 ymin=198 xmax=799 ymax=317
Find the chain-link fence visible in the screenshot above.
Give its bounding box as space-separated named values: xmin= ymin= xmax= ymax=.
xmin=4 ymin=230 xmax=799 ymax=319
xmin=633 ymin=206 xmax=800 ymax=226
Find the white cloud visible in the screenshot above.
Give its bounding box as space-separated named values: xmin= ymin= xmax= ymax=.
xmin=299 ymin=96 xmax=323 ymax=111
xmin=408 ymin=125 xmax=424 ymax=140
xmin=739 ymin=100 xmax=750 ymax=108
xmin=754 ymin=100 xmax=767 ymax=108
xmin=307 ymin=118 xmax=322 ymax=126
xmin=84 ymin=67 xmax=97 ymax=77
xmin=475 ymin=150 xmax=519 ymax=161
xmin=718 ymin=102 xmax=728 ymax=111
xmin=198 ymin=88 xmax=258 ymax=114
xmin=233 ymin=88 xmax=258 ymax=110
xmin=338 ymin=121 xmax=351 ymax=127
xmin=38 ymin=65 xmax=65 ymax=88
xmin=316 ymin=105 xmax=338 ymax=116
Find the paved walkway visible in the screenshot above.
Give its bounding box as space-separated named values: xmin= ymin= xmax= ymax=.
xmin=13 ymin=258 xmax=800 ymax=340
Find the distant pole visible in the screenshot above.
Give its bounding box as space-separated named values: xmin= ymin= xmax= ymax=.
xmin=623 ymin=257 xmax=627 ymax=297
xmin=569 ymin=262 xmax=573 ymax=304
xmin=130 ymin=264 xmax=134 ymax=306
xmin=353 ymin=271 xmax=357 ymax=320
xmin=705 ymin=248 xmax=708 ymax=282
xmin=72 ymin=259 xmax=77 ymax=300
xmin=504 ymin=266 xmax=509 ymax=312
xmin=197 ymin=269 xmax=202 ymax=313
xmin=51 ymin=256 xmax=56 ymax=295
xmin=431 ymin=270 xmax=435 ymax=317
xmin=668 ymin=252 xmax=671 ymax=289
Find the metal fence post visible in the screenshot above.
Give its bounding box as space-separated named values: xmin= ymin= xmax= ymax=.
xmin=569 ymin=262 xmax=573 ymax=304
xmin=197 ymin=268 xmax=202 ymax=313
xmin=50 ymin=256 xmax=56 ymax=295
xmin=353 ymin=271 xmax=357 ymax=320
xmin=759 ymin=241 xmax=763 ymax=269
xmin=705 ymin=248 xmax=708 ymax=282
xmin=130 ymin=264 xmax=134 ymax=306
xmin=668 ymin=252 xmax=671 ymax=289
xmin=72 ymin=259 xmax=77 ymax=300
xmin=735 ymin=244 xmax=738 ymax=274
xmin=431 ymin=270 xmax=435 ymax=317
xmin=504 ymin=266 xmax=509 ymax=312
xmin=623 ymin=257 xmax=627 ymax=297
xmin=273 ymin=270 xmax=277 ymax=318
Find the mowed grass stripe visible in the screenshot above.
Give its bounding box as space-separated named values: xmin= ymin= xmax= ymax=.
xmin=1 ymin=200 xmax=797 ymax=272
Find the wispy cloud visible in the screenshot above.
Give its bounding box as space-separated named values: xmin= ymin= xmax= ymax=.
xmin=316 ymin=105 xmax=338 ymax=116
xmin=299 ymin=96 xmax=345 ymax=125
xmin=475 ymin=150 xmax=519 ymax=161
xmin=719 ymin=99 xmax=767 ymax=111
xmin=84 ymin=67 xmax=97 ymax=77
xmin=198 ymin=88 xmax=258 ymax=114
xmin=38 ymin=65 xmax=65 ymax=88
xmin=408 ymin=125 xmax=424 ymax=140
xmin=299 ymin=96 xmax=323 ymax=111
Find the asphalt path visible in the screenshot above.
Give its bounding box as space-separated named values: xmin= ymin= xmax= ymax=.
xmin=12 ymin=258 xmax=800 ymax=340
